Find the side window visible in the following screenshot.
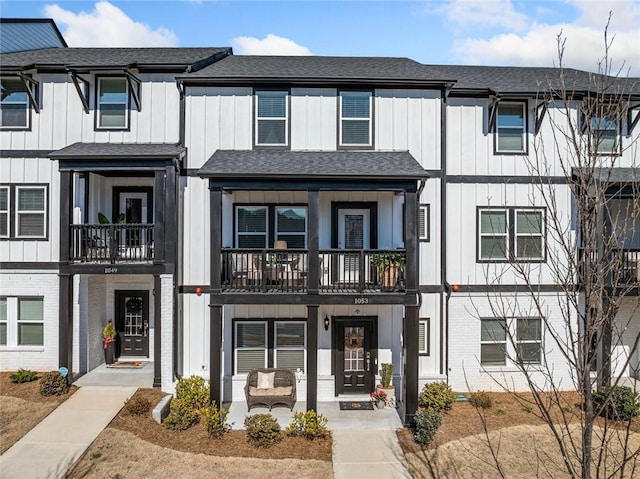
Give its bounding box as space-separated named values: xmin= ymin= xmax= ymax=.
xmin=339 ymin=91 xmax=372 ymax=147
xmin=255 ymin=90 xmax=288 ymax=146
xmin=418 ymin=318 xmax=429 ymax=355
xmin=0 ymin=298 xmax=6 ymax=345
xmin=1 ymin=77 xmax=30 ymax=129
xmin=236 ymin=206 xmax=268 ymax=248
xmin=0 ymin=187 xmax=8 ymax=238
xmin=18 ymin=298 xmax=44 ymax=346
xmin=97 ymin=77 xmax=129 ymax=129
xmin=419 ymin=205 xmax=430 ymax=242
xmin=495 ymin=102 xmax=526 ymax=153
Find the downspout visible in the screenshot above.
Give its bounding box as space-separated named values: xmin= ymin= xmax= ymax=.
xmin=440 ymin=84 xmax=451 ymax=382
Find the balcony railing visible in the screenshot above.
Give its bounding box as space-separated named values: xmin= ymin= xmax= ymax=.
xmin=70 ymin=224 xmax=155 ymax=263
xmin=578 ymin=248 xmax=640 ymax=287
xmin=221 ymin=248 xmax=406 ymax=294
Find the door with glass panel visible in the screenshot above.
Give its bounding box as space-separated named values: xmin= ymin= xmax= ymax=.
xmin=337 ymin=209 xmax=370 ymax=285
xmin=335 ymin=319 xmax=376 ymax=395
xmin=115 ymin=290 xmax=149 ymax=357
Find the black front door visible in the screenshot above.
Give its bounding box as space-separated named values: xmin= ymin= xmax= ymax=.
xmin=335 ymin=318 xmax=377 ymax=395
xmin=115 ymin=290 xmax=149 ymax=357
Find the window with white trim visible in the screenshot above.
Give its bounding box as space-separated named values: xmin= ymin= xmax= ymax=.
xmin=496 ymin=102 xmax=526 ymax=153
xmin=256 ymin=90 xmax=288 ymax=146
xmin=340 ymin=91 xmax=372 ymax=146
xmin=275 ymin=322 xmax=306 ymax=373
xmin=0 ymin=187 xmax=8 ymax=238
xmin=480 ymin=317 xmax=542 ymax=366
xmin=418 ymin=318 xmax=429 ymax=355
xmin=478 ymin=208 xmax=544 ymax=262
xmin=235 ymin=321 xmax=267 ymax=374
xmin=586 ymin=116 xmax=619 ymax=154
xmin=0 ymin=298 xmax=7 ymax=346
xmin=236 ymin=206 xmax=268 ymax=248
xmin=1 ymin=77 xmax=30 ymax=129
xmin=235 ymin=205 xmax=307 ymax=249
xmin=16 ymin=186 xmax=46 ymax=238
xmin=276 ymin=207 xmax=307 ymax=248
xmin=97 ymin=77 xmax=128 ymax=129
xmin=0 ymin=297 xmax=44 ymax=347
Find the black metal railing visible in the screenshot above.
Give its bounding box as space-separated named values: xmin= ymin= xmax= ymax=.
xmin=221 ymin=248 xmax=406 ymax=293
xmin=70 ymin=224 xmax=155 ymax=263
xmin=578 ymin=248 xmax=640 ymax=287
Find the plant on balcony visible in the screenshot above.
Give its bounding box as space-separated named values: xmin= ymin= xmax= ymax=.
xmin=103 ymin=320 xmax=116 ymax=365
xmin=370 ymin=252 xmax=405 ymax=288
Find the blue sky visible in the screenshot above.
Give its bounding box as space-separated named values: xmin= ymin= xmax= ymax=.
xmin=2 ymin=0 xmax=639 ymax=74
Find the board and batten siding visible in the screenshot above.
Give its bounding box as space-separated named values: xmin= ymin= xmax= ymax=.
xmin=0 ymin=72 xmax=181 ymax=151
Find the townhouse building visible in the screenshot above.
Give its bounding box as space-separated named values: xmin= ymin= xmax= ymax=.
xmin=1 ymin=19 xmax=638 ymax=424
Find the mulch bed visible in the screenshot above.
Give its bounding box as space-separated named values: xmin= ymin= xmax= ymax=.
xmin=0 ymin=371 xmax=78 ymax=402
xmin=110 ymin=389 xmax=333 ymax=462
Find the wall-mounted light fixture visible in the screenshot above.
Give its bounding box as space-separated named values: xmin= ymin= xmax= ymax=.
xmin=324 ymin=315 xmax=330 ymax=331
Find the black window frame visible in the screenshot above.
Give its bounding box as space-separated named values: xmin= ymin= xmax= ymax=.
xmin=494 ymin=100 xmax=528 ymax=155
xmin=0 ymin=184 xmax=49 ymax=241
xmin=233 ymin=203 xmax=308 ymax=248
xmin=338 ymin=89 xmax=374 ymax=149
xmin=253 ymin=88 xmax=290 ymax=149
xmin=418 ymin=317 xmax=430 ymax=356
xmin=94 ymin=75 xmax=131 ymax=131
xmin=480 ymin=316 xmax=542 ymax=367
xmin=0 ymin=75 xmax=35 ymax=131
xmin=477 ymin=206 xmax=546 ymax=263
xmin=581 ymin=109 xmax=622 ymax=156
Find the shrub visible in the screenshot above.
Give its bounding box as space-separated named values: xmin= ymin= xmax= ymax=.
xmin=10 ymin=368 xmax=38 ymax=383
xmin=124 ymin=396 xmax=151 ymax=416
xmin=593 ymin=386 xmax=640 ymax=421
xmin=244 ymin=414 xmax=281 ymax=448
xmin=175 ymin=375 xmax=210 ymax=411
xmin=164 ymin=398 xmax=199 ymax=430
xmin=469 ymin=391 xmax=493 ymax=409
xmin=413 ymin=409 xmax=443 ymax=445
xmin=286 ymin=410 xmax=329 ymax=440
xmin=39 ymin=371 xmax=68 ymax=396
xmin=380 ymin=363 xmax=394 ymax=388
xmin=202 ymin=401 xmax=231 ymax=439
xmin=419 ymin=381 xmax=455 ymax=412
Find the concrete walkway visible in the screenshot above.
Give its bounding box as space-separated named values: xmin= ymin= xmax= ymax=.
xmin=0 ymin=386 xmax=136 ymax=479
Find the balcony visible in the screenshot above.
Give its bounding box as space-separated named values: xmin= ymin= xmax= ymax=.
xmin=222 ymin=249 xmax=406 ymax=294
xmin=70 ymin=224 xmax=155 ymax=263
xmin=578 ymin=248 xmax=640 ymax=289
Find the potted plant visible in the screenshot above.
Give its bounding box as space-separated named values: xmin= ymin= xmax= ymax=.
xmin=377 ymin=363 xmax=396 ymax=407
xmin=370 ymin=252 xmax=405 ymax=289
xmin=371 ymin=389 xmax=387 ymax=409
xmin=103 ymin=320 xmax=116 ymax=365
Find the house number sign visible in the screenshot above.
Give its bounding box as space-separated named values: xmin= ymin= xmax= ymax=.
xmin=354 ymin=297 xmax=369 ymax=304
xmin=104 ymin=267 xmax=118 ymax=274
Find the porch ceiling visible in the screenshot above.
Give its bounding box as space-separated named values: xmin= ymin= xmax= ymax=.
xmin=197 ymin=150 xmax=428 ymax=183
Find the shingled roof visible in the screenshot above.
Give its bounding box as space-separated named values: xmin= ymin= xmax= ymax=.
xmin=49 ymin=142 xmax=185 ymax=160
xmin=198 ymin=150 xmax=427 ymax=180
xmin=0 ymin=47 xmax=231 ymax=72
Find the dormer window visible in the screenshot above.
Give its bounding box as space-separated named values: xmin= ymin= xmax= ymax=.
xmin=586 ymin=116 xmax=619 ymax=154
xmin=255 ymin=90 xmax=288 ymax=146
xmin=495 ymin=101 xmax=526 ymax=153
xmin=97 ymin=77 xmax=129 ymax=129
xmin=1 ymin=77 xmax=30 ymax=129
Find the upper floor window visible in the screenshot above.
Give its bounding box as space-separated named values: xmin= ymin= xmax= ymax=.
xmin=235 ymin=205 xmax=307 ymax=248
xmin=276 ymin=207 xmax=307 ymax=248
xmin=255 ymin=90 xmax=288 ymax=146
xmin=339 ymin=91 xmax=372 ymax=147
xmin=0 ymin=185 xmax=48 ymax=240
xmin=478 ymin=207 xmax=544 ymax=262
xmin=236 ymin=206 xmax=268 ymax=248
xmin=495 ymin=102 xmax=526 ymax=153
xmin=585 ymin=116 xmax=619 ymax=154
xmin=97 ymin=77 xmax=129 ymax=129
xmin=1 ymin=77 xmax=30 ymax=129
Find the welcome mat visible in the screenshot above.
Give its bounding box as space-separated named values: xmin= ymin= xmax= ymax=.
xmin=106 ymin=361 xmax=146 ymax=369
xmin=339 ymin=401 xmax=374 ymax=411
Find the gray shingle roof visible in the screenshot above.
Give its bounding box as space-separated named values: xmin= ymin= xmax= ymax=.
xmin=198 ymin=150 xmax=427 ymax=179
xmin=49 ymin=142 xmax=185 ymax=159
xmin=0 ymin=47 xmax=231 ymax=71
xmin=574 ymin=167 xmax=640 ymax=183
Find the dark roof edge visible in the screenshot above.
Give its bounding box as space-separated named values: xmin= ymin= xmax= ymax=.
xmin=178 ymin=76 xmax=455 ymax=89
xmin=197 ymin=171 xmax=429 ymax=180
xmin=0 ymin=18 xmax=68 ymax=48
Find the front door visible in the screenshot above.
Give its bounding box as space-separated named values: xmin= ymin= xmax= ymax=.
xmin=337 ymin=209 xmax=370 ymax=284
xmin=335 ymin=319 xmax=377 ymax=395
xmin=115 ymin=290 xmax=149 ymax=357
xmin=119 ymin=192 xmax=148 ymax=249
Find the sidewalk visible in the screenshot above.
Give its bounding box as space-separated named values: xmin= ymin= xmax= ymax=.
xmin=0 ymin=386 xmax=136 ymax=479
xmin=332 ymin=429 xmax=412 ymax=479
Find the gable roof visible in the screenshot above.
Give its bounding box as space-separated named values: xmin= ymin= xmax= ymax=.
xmin=0 ymin=47 xmax=232 ymax=72
xmin=198 ymin=150 xmax=427 ymax=180
xmin=0 ymin=18 xmax=67 ymax=53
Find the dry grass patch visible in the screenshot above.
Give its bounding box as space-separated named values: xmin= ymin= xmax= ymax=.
xmin=0 ymin=371 xmax=76 ymax=454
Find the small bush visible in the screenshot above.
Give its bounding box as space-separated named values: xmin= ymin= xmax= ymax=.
xmin=380 ymin=363 xmax=394 ymax=388
xmin=10 ymin=368 xmax=38 ymax=383
xmin=39 ymin=371 xmax=68 ymax=396
xmin=419 ymin=381 xmax=456 ymax=412
xmin=413 ymin=409 xmax=443 ymax=445
xmin=286 ymin=410 xmax=329 ymax=440
xmin=202 ymin=401 xmax=231 ymax=439
xmin=244 ymin=414 xmax=281 ymax=448
xmin=124 ymin=396 xmax=151 ymax=416
xmin=522 ymin=405 xmax=534 ymax=414
xmin=469 ymin=391 xmax=493 ymax=409
xmin=163 ymin=398 xmax=199 ymax=430
xmin=175 ymin=375 xmax=210 ymax=411
xmin=495 ymin=408 xmax=506 ymax=416
xmin=593 ymin=386 xmax=640 ymax=421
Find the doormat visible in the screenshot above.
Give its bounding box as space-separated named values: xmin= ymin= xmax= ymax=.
xmin=106 ymin=361 xmax=146 ymax=369
xmin=339 ymin=401 xmax=374 ymax=411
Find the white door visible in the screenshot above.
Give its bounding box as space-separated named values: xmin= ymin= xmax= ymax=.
xmin=338 ymin=209 xmax=370 ymax=283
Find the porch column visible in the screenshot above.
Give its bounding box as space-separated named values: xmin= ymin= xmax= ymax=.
xmin=403 ymin=305 xmax=419 ymax=425
xmin=210 ymin=305 xmax=223 ymax=406
xmin=59 ymin=171 xmax=72 ymax=263
xmin=307 ymin=190 xmax=320 ymax=295
xmin=599 ymin=296 xmax=613 ymax=388
xmin=153 ymin=274 xmax=162 ymax=387
xmin=163 ymin=165 xmax=177 ymax=267
xmin=210 ymin=187 xmax=222 ymax=294
xmin=307 ymin=305 xmax=318 ymax=411
xmin=58 ymin=274 xmax=73 ymax=373
xmin=404 ymin=189 xmax=418 ymax=294
xmin=154 ymin=170 xmax=166 ymax=263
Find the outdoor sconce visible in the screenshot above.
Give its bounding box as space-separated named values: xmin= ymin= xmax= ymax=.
xmin=324 ymin=315 xmax=330 ymax=331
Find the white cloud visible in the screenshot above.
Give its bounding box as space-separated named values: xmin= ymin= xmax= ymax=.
xmin=232 ymin=34 xmax=312 ymax=56
xmin=437 ymin=0 xmax=530 ymax=32
xmin=452 ymin=2 xmax=640 ymax=75
xmin=44 ymin=1 xmax=178 ymax=47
